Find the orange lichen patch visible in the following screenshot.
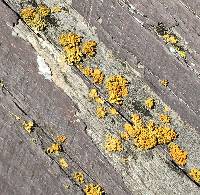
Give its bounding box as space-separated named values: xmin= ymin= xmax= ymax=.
xmin=82 ymin=41 xmax=97 ymax=57
xmin=89 ymin=88 xmax=98 ymax=99
xmin=96 ymin=106 xmax=106 ymax=118
xmin=189 ymin=168 xmax=200 ymax=183
xmin=22 ymin=120 xmax=34 ymax=133
xmin=47 ymin=143 xmax=62 ymax=154
xmin=168 ymin=143 xmax=188 ymax=166
xmin=59 ymin=158 xmax=68 ymax=169
xmin=63 ymin=46 xmax=83 ymax=64
xmin=91 ymin=68 xmax=105 ymax=84
xmin=124 ymin=123 xmax=140 ymax=138
xmin=83 ymin=183 xmax=104 ymax=195
xmin=55 ymin=135 xmax=67 ymax=143
xmin=160 ymin=114 xmax=171 ymax=123
xmin=72 ymin=172 xmax=84 ymax=184
xmin=160 ymin=79 xmax=169 ymax=87
xmin=20 ymin=7 xmax=36 ymax=20
xmin=109 ymin=107 xmax=118 ymax=116
xmin=58 ymin=32 xmax=82 ymax=47
xmin=134 ymin=129 xmax=157 ymax=150
xmin=105 ymin=134 xmax=123 ymax=152
xmin=36 ymin=4 xmax=51 ymax=17
xmin=156 ymin=126 xmax=177 ymax=144
xmin=51 ymin=6 xmax=62 ymax=13
xmin=106 ymin=75 xmax=128 ymax=105
xmin=145 ymin=98 xmax=155 ymax=109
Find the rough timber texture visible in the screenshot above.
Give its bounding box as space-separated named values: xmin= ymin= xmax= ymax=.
xmin=0 ymin=2 xmax=131 ymax=194
xmin=71 ymin=0 xmax=200 ymax=133
xmin=1 ymin=0 xmax=200 ymax=194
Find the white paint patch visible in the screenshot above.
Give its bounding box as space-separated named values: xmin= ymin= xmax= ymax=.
xmin=37 ymin=55 xmax=52 ymax=81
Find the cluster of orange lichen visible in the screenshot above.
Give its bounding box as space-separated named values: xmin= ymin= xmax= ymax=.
xmin=83 ymin=183 xmax=104 ymax=195
xmin=168 ymin=143 xmax=188 ymax=166
xmin=22 ymin=120 xmax=34 ymax=133
xmin=106 ymin=75 xmax=129 ymax=105
xmin=105 ymin=134 xmax=123 ymax=152
xmin=72 ymin=172 xmax=84 ymax=184
xmin=20 ymin=4 xmax=51 ymax=31
xmin=58 ymin=32 xmax=97 ymax=64
xmin=55 ymin=135 xmax=67 ymax=143
xmin=96 ymin=106 xmax=107 ymax=119
xmin=189 ymin=168 xmax=200 ymax=183
xmin=145 ymin=98 xmax=155 ymax=109
xmin=120 ymin=113 xmax=177 ymax=150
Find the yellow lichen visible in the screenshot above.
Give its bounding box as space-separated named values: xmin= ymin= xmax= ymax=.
xmin=124 ymin=123 xmax=140 ymax=138
xmin=59 ymin=158 xmax=68 ymax=169
xmin=36 ymin=4 xmax=51 ymax=17
xmin=105 ymin=134 xmax=123 ymax=152
xmin=145 ymin=98 xmax=155 ymax=109
xmin=22 ymin=120 xmax=34 ymax=133
xmin=95 ymin=97 xmax=105 ymax=104
xmin=163 ymin=105 xmax=170 ymax=112
xmin=189 ymin=168 xmax=200 ymax=183
xmin=51 ymin=6 xmax=62 ymax=13
xmin=120 ymin=131 xmax=130 ymax=141
xmin=168 ymin=143 xmax=188 ymax=166
xmin=83 ymin=183 xmax=104 ymax=195
xmin=106 ymin=75 xmax=128 ymax=105
xmin=156 ymin=126 xmax=177 ymax=145
xmin=109 ymin=107 xmax=118 ymax=116
xmin=20 ymin=4 xmax=50 ymax=31
xmin=160 ymin=114 xmax=171 ymax=123
xmin=134 ymin=129 xmax=157 ymax=150
xmin=55 ymin=135 xmax=67 ymax=143
xmin=59 ymin=33 xmax=82 ymax=47
xmin=91 ymin=68 xmax=104 ymax=84
xmin=82 ymin=41 xmax=97 ymax=57
xmin=96 ymin=106 xmax=106 ymax=119
xmin=162 ymin=34 xmax=178 ymax=44
xmin=146 ymin=120 xmax=156 ymax=131
xmin=72 ymin=172 xmax=84 ymax=184
xmin=160 ymin=79 xmax=169 ymax=87
xmin=83 ymin=67 xmax=93 ymax=77
xmin=89 ymin=89 xmax=98 ymax=99
xmin=47 ymin=143 xmax=62 ymax=154
xmin=64 ymin=46 xmax=83 ymax=64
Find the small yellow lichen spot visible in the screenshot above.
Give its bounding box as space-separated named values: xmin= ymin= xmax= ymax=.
xmin=96 ymin=106 xmax=106 ymax=119
xmin=146 ymin=120 xmax=156 ymax=131
xmin=163 ymin=105 xmax=170 ymax=112
xmin=189 ymin=168 xmax=200 ymax=183
xmin=105 ymin=134 xmax=123 ymax=152
xmin=106 ymin=75 xmax=128 ymax=105
xmin=20 ymin=7 xmax=36 ymax=21
xmin=91 ymin=68 xmax=104 ymax=84
xmin=51 ymin=6 xmax=62 ymax=13
xmin=124 ymin=123 xmax=140 ymax=138
xmin=47 ymin=143 xmax=62 ymax=154
xmin=109 ymin=107 xmax=118 ymax=116
xmin=64 ymin=46 xmax=83 ymax=64
xmin=134 ymin=130 xmax=157 ymax=150
xmin=156 ymin=126 xmax=177 ymax=145
xmin=89 ymin=88 xmax=98 ymax=99
xmin=177 ymin=50 xmax=187 ymax=59
xmin=120 ymin=131 xmax=130 ymax=141
xmin=55 ymin=135 xmax=67 ymax=143
xmin=95 ymin=97 xmax=105 ymax=104
xmin=59 ymin=33 xmax=82 ymax=47
xmin=59 ymin=158 xmax=68 ymax=169
xmin=22 ymin=120 xmax=34 ymax=133
xmin=72 ymin=172 xmax=84 ymax=184
xmin=83 ymin=183 xmax=104 ymax=195
xmin=160 ymin=79 xmax=169 ymax=87
xmin=36 ymin=4 xmax=51 ymax=17
xmin=168 ymin=143 xmax=188 ymax=166
xmin=82 ymin=41 xmax=97 ymax=57
xmin=163 ymin=34 xmax=178 ymax=44
xmin=83 ymin=67 xmax=93 ymax=77
xmin=160 ymin=114 xmax=171 ymax=123
xmin=145 ymin=98 xmax=155 ymax=109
